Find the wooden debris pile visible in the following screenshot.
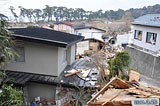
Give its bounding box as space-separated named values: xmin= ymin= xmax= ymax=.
xmin=87 ymin=77 xmax=160 ymax=106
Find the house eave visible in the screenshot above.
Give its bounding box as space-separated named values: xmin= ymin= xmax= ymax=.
xmin=67 ymin=37 xmax=84 ymax=47
xmin=132 ymin=23 xmax=160 ymax=28
xmin=11 ymin=34 xmax=68 ymax=48
xmin=75 ymin=27 xmax=106 ymax=32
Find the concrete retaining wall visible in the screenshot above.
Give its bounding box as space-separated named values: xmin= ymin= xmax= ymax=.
xmin=126 ymin=46 xmax=160 ymax=81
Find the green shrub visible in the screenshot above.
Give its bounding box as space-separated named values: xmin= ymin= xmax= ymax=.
xmin=108 ymin=51 xmax=130 ymax=78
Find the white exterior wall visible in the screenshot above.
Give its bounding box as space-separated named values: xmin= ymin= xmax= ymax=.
xmin=131 ymin=25 xmax=160 ymax=52
xmin=67 ymin=44 xmax=76 ymax=65
xmin=75 ymin=28 xmax=104 ymax=41
xmin=57 ymin=47 xmax=68 ymax=75
xmin=6 ymin=41 xmax=76 ymax=76
xmin=54 ymin=24 xmax=74 ymax=34
xmin=69 ymin=44 xmax=76 ymax=65
xmin=57 ymin=44 xmax=76 ymax=75
xmin=76 ymin=40 xmax=89 ymax=55
xmin=6 ymin=41 xmax=59 ymax=76
xmin=116 ymin=34 xmax=131 ymax=46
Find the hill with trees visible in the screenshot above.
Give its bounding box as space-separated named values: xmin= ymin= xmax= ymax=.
xmin=1 ymin=4 xmax=160 ymax=23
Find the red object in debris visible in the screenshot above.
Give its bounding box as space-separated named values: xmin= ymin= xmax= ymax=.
xmin=48 ymin=100 xmax=53 ymax=104
xmin=130 ymin=80 xmax=140 ymax=86
xmin=95 ymin=85 xmax=100 ymax=88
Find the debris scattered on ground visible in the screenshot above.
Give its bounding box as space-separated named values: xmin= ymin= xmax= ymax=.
xmin=31 ymin=96 xmax=55 ymax=106
xmin=64 ymin=69 xmax=90 ymax=78
xmin=61 ymin=42 xmax=160 ymax=106
xmin=129 ymin=70 xmax=140 ymax=82
xmin=56 ymin=87 xmax=79 ymax=106
xmin=87 ymin=77 xmax=160 ymax=106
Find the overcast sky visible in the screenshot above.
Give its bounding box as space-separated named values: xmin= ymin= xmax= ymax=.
xmin=0 ymin=0 xmax=160 ymax=17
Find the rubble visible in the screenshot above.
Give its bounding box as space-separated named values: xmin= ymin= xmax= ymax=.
xmin=55 ymin=57 xmax=100 ymax=105
xmin=87 ymin=77 xmax=160 ymax=106
xmin=64 ymin=69 xmax=90 ymax=78
xmin=64 ymin=69 xmax=84 ymax=77
xmin=129 ymin=70 xmax=140 ymax=82
xmin=57 ymin=41 xmax=159 ymax=106
xmin=56 ymin=87 xmax=79 ymax=106
xmin=57 ymin=57 xmax=100 ymax=87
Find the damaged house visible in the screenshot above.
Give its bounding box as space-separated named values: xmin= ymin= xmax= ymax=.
xmin=76 ymin=38 xmax=105 ymax=56
xmin=74 ymin=26 xmax=106 ymax=41
xmin=126 ymin=14 xmax=160 ymax=84
xmin=87 ymin=77 xmax=160 ymax=106
xmin=75 ymin=26 xmax=106 ymax=56
xmin=5 ymin=27 xmax=84 ymax=104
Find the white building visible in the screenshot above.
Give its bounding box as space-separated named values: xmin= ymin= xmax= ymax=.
xmin=116 ymin=33 xmax=131 ymax=46
xmin=76 ymin=38 xmax=104 ymax=55
xmin=130 ymin=14 xmax=160 ymax=52
xmin=53 ymin=22 xmax=74 ymax=34
xmin=74 ymin=26 xmax=106 ymax=41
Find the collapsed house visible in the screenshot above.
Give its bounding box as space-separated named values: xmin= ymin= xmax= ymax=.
xmin=76 ymin=38 xmax=105 ymax=56
xmin=87 ymin=77 xmax=160 ymax=106
xmin=55 ymin=56 xmax=101 ymax=105
xmin=5 ymin=27 xmax=84 ymax=105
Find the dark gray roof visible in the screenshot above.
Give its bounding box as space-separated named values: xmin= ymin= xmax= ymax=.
xmin=56 ymin=58 xmax=99 ymax=88
xmin=5 ymin=70 xmax=85 ymax=88
xmin=5 ymin=71 xmax=57 ymax=86
xmin=9 ymin=28 xmax=84 ymax=48
xmin=132 ymin=14 xmax=160 ymax=27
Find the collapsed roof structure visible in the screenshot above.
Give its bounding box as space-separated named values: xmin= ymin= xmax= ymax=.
xmin=87 ymin=77 xmax=160 ymax=106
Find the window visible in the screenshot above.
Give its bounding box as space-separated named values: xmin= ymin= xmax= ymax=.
xmin=146 ymin=32 xmax=157 ymax=45
xmin=134 ymin=30 xmax=142 ymax=41
xmin=14 ymin=47 xmax=25 ymax=62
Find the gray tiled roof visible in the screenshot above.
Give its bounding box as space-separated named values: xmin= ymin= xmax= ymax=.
xmin=5 ymin=71 xmax=57 ymax=86
xmin=5 ymin=58 xmax=99 ymax=88
xmin=56 ymin=58 xmax=99 ymax=88
xmin=132 ymin=14 xmax=160 ymax=27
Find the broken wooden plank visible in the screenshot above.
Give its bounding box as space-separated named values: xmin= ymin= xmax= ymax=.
xmin=64 ymin=70 xmax=82 ymax=77
xmin=102 ymin=90 xmax=124 ymax=106
xmin=87 ymin=77 xmax=117 ymax=105
xmin=90 ymin=101 xmax=131 ymax=106
xmin=97 ymin=89 xmax=122 ymax=102
xmin=129 ymin=70 xmax=140 ymax=82
xmin=136 ymin=86 xmax=160 ymax=97
xmin=112 ymin=78 xmax=132 ymax=89
xmin=124 ymin=88 xmax=153 ymax=97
